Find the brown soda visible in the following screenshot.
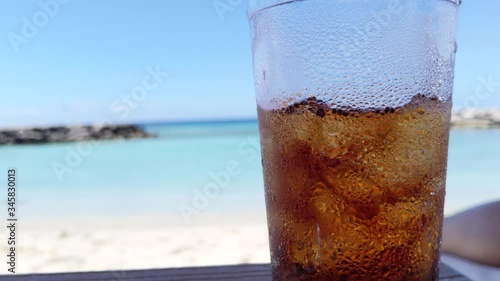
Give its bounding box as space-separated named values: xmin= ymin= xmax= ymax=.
xmin=258 ymin=95 xmax=451 ymax=281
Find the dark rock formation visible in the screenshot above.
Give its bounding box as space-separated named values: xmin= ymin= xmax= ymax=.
xmin=0 ymin=125 xmax=156 ymax=145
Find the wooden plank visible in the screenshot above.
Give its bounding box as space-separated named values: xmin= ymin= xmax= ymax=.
xmin=0 ymin=263 xmax=471 ymax=281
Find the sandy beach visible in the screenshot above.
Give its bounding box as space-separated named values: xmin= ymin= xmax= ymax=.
xmin=3 ymin=213 xmax=271 ymax=274
xmin=14 ymin=224 xmax=271 ymax=273
xmin=1 ymin=211 xmax=497 ymax=281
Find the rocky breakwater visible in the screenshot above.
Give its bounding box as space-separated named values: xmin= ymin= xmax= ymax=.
xmin=0 ymin=125 xmax=156 ymax=145
xmin=451 ymin=108 xmax=500 ymax=129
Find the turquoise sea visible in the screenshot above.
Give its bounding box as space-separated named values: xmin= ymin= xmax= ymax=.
xmin=1 ymin=121 xmax=499 ymax=221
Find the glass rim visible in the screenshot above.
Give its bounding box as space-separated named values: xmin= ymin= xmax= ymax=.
xmin=247 ymin=0 xmax=462 ymax=20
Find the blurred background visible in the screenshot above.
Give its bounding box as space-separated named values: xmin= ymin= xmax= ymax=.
xmin=0 ymin=0 xmax=499 ymax=279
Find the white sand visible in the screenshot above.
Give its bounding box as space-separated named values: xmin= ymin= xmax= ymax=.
xmin=14 ymin=225 xmax=271 ymax=274
xmin=2 ymin=213 xmax=271 ymax=274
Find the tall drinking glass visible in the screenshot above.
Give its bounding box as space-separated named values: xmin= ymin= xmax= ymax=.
xmin=248 ymin=0 xmax=460 ymax=280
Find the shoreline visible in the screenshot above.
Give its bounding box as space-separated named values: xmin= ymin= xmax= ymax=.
xmin=16 ymin=190 xmax=495 ymax=234
xmin=17 ymin=197 xmax=496 ymax=233
xmin=1 ymin=108 xmax=499 ymax=145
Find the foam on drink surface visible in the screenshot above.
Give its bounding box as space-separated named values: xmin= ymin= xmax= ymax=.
xmin=258 ymin=94 xmax=452 ymax=281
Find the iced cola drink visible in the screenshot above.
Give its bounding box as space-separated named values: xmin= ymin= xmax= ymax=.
xmin=248 ymin=0 xmax=460 ymax=280
xmin=258 ymin=94 xmax=451 ymax=281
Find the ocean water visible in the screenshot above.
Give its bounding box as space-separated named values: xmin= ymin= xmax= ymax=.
xmin=1 ymin=121 xmax=499 ymax=221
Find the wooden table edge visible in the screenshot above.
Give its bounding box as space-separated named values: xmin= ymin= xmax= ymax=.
xmin=0 ymin=262 xmax=471 ymax=280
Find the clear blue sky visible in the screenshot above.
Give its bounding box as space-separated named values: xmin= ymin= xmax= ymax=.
xmin=1 ymin=0 xmax=499 ymax=127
